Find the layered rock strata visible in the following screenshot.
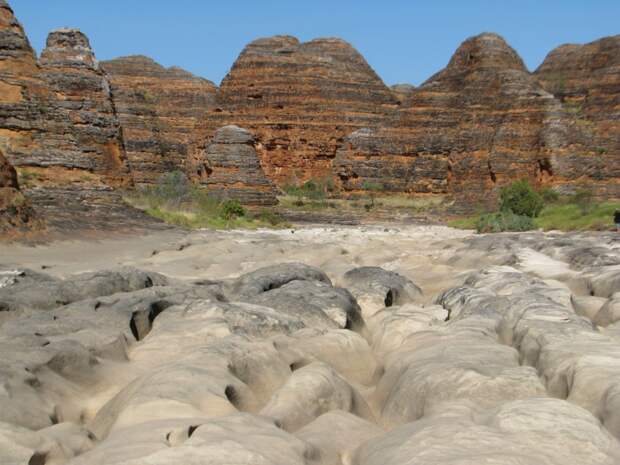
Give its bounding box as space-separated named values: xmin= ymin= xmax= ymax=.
xmin=0 ymin=149 xmax=36 ymax=232
xmin=203 ymin=125 xmax=278 ymax=206
xmin=1 ymin=0 xmax=620 ymax=223
xmin=0 ymin=0 xmax=46 ymax=164
xmin=214 ymin=35 xmax=399 ymax=185
xmin=0 ymin=4 xmax=140 ymax=234
xmin=535 ymin=35 xmax=620 ymax=197
xmin=101 ymin=55 xmax=218 ymax=185
xmin=335 ymin=33 xmax=565 ymax=207
xmin=35 ymin=29 xmax=130 ymax=185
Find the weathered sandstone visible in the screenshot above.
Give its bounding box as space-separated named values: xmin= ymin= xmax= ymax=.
xmin=535 ymin=35 xmax=620 ymax=198
xmin=0 ymin=149 xmax=35 ymax=232
xmin=2 ymin=227 xmax=620 ymax=464
xmin=335 ymin=33 xmax=565 ymax=207
xmin=390 ymin=83 xmax=416 ymax=102
xmin=35 ymin=29 xmax=130 ymax=185
xmin=101 ymin=55 xmax=217 ymax=185
xmin=202 ymin=125 xmax=278 ymax=205
xmin=215 ymin=35 xmax=398 ymax=185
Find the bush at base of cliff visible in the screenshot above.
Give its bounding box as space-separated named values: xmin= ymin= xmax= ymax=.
xmin=499 ymin=180 xmax=544 ymax=218
xmin=124 ymin=171 xmax=288 ymax=230
xmin=219 ymin=200 xmax=245 ymax=220
xmin=475 ymin=211 xmax=535 ymax=233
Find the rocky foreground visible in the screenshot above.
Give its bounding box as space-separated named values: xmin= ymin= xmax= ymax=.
xmin=1 ymin=225 xmax=620 ymax=464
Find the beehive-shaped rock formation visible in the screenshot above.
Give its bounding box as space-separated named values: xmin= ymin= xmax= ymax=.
xmin=215 ymin=36 xmax=398 ymax=185
xmin=102 ymin=56 xmax=218 ymax=185
xmin=203 ymin=125 xmax=278 ymax=206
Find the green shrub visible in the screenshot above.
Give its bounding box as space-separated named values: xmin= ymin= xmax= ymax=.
xmin=572 ymin=189 xmax=593 ymax=214
xmin=540 ymin=187 xmax=560 ymax=204
xmin=151 ymin=171 xmax=192 ymax=206
xmin=476 ymin=211 xmax=535 ymax=233
xmin=254 ymin=209 xmax=285 ymax=226
xmin=499 ymin=180 xmax=544 ymax=217
xmin=219 ymin=199 xmax=246 ymax=220
xmin=362 ymin=181 xmax=384 ymax=209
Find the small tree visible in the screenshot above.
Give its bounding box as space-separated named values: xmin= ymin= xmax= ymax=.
xmin=573 ymin=189 xmax=593 ymax=214
xmin=362 ymin=181 xmax=383 ymax=209
xmin=499 ymin=180 xmax=544 ymax=218
xmin=153 ymin=171 xmax=191 ymax=207
xmin=220 ymin=199 xmax=245 ymax=220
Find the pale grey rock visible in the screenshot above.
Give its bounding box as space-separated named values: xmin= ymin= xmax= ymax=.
xmin=295 ymin=410 xmax=383 ymax=465
xmin=341 ymin=266 xmax=423 ymax=317
xmin=272 ymin=329 xmax=380 ymax=386
xmin=69 ymin=414 xmax=315 ymax=465
xmin=594 ymin=293 xmax=620 ymax=326
xmin=230 ymin=262 xmax=331 ymax=299
xmin=439 ymin=266 xmax=620 ymax=440
xmin=354 ymin=398 xmax=620 ymax=465
xmin=0 ymin=266 xmax=169 ymax=312
xmin=247 ymin=279 xmax=364 ymax=332
xmin=260 ymin=362 xmax=375 ymax=432
xmin=572 ymin=295 xmax=608 ymax=320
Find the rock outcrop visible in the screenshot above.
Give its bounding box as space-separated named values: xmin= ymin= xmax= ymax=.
xmin=0 ymin=4 xmax=143 ymax=235
xmin=333 ymin=127 xmax=450 ymax=194
xmin=0 ymin=150 xmax=35 ymax=232
xmin=535 ymin=35 xmax=620 ymax=198
xmin=101 ymin=55 xmax=218 ymax=185
xmin=390 ymin=83 xmax=416 ymax=102
xmin=335 ymin=33 xmax=565 ymax=207
xmin=214 ymin=36 xmax=398 ymax=185
xmin=203 ymin=125 xmax=278 ymax=205
xmin=0 ymin=0 xmax=619 ymax=223
xmin=0 ymin=0 xmax=45 ymax=164
xmin=34 ymin=29 xmax=130 ymax=185
xmin=3 ymin=230 xmax=620 ymax=464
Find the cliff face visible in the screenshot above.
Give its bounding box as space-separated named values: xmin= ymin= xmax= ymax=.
xmin=335 ymin=33 xmax=570 ymax=208
xmin=0 ymin=0 xmax=618 ymax=228
xmin=408 ymin=33 xmax=558 ymax=205
xmin=33 ymin=29 xmax=131 ymax=185
xmin=0 ymin=149 xmax=36 ymax=232
xmin=534 ymin=35 xmax=620 ymax=198
xmin=101 ymin=56 xmax=218 ymax=186
xmin=203 ymin=125 xmax=278 ymax=206
xmin=0 ymin=0 xmax=45 ymax=164
xmin=215 ymin=36 xmax=398 ymax=185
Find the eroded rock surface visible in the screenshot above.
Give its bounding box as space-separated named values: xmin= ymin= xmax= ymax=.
xmin=214 ymin=35 xmax=398 ymax=184
xmin=202 ymin=125 xmax=278 ymax=205
xmin=101 ymin=55 xmax=217 ymax=185
xmin=0 ymin=149 xmax=36 ymax=232
xmin=535 ymin=35 xmax=620 ymax=198
xmin=2 ymin=227 xmax=620 ymax=464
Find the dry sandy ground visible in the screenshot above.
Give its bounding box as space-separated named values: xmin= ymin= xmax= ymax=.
xmin=0 ymin=224 xmax=473 ymax=301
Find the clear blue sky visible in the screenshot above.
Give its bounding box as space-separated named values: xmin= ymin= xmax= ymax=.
xmin=11 ymin=0 xmax=620 ymax=86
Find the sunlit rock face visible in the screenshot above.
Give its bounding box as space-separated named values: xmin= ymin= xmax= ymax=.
xmin=534 ymin=35 xmax=620 ymax=198
xmin=0 ymin=149 xmax=36 ymax=233
xmin=2 ymin=0 xmax=620 ymax=223
xmin=36 ymin=28 xmax=131 ymax=185
xmin=334 ymin=33 xmax=572 ymax=209
xmin=101 ymin=55 xmax=218 ymax=186
xmin=214 ymin=35 xmax=399 ymax=185
xmin=202 ymin=125 xmax=278 ymax=206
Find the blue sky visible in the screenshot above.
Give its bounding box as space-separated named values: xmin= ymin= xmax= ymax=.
xmin=10 ymin=0 xmax=620 ymax=86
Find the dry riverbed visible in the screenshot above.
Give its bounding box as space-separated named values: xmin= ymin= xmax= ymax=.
xmin=1 ymin=225 xmax=620 ymax=464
